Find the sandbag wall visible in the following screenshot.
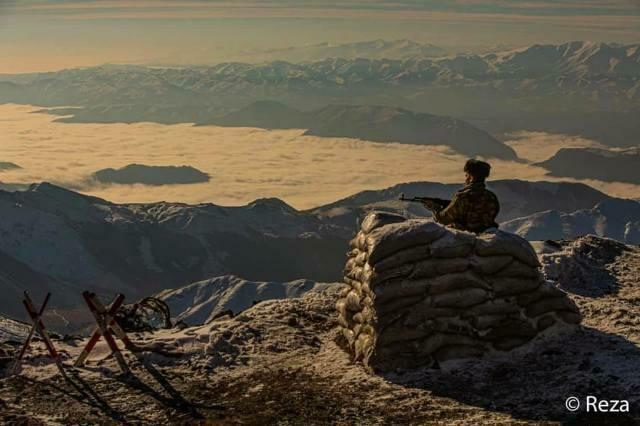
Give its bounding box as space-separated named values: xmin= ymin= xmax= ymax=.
xmin=337 ymin=211 xmax=581 ymax=372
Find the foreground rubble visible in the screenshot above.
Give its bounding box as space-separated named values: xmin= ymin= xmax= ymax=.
xmin=0 ymin=236 xmax=639 ymax=424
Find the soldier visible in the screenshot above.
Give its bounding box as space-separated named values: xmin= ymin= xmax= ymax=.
xmin=424 ymin=159 xmax=500 ymax=233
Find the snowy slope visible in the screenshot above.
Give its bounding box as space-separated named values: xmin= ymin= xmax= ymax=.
xmin=157 ymin=275 xmax=333 ymax=325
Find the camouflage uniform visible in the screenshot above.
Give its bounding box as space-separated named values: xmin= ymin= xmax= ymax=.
xmin=431 ymin=182 xmax=500 ymax=233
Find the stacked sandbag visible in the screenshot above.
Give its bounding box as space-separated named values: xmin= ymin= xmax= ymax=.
xmin=337 ymin=211 xmax=581 ymax=372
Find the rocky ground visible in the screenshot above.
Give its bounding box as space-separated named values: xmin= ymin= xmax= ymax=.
xmin=0 ymin=236 xmax=639 ymax=425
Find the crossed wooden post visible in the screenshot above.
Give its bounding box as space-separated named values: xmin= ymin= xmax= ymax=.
xmin=12 ymin=291 xmax=63 ymax=375
xmin=74 ymin=292 xmax=137 ymax=374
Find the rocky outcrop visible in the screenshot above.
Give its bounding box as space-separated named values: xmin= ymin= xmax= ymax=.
xmin=337 ymin=212 xmax=581 ymax=371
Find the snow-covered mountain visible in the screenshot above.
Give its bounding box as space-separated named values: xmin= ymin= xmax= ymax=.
xmin=0 ymin=179 xmax=636 ymax=326
xmin=502 ymin=198 xmax=640 ymax=244
xmin=2 ymin=41 xmax=638 ymax=147
xmin=157 ymin=275 xmax=332 ymax=326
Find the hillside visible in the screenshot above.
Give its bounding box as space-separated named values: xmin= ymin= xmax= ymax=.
xmin=535 ymin=147 xmax=640 ymax=184
xmin=205 ymin=102 xmax=517 ymax=159
xmin=502 ymin=198 xmax=640 ymax=244
xmin=1 ymin=235 xmax=638 ymax=424
xmin=0 ymin=180 xmax=636 ymax=329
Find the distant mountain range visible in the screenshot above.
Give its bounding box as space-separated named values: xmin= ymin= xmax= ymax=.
xmin=535 ymin=147 xmax=640 ymax=184
xmin=502 ymin=198 xmax=640 ymax=243
xmin=0 ymin=179 xmax=637 ymax=327
xmin=2 ymin=41 xmax=638 ymax=147
xmin=205 ymin=102 xmax=516 ymax=159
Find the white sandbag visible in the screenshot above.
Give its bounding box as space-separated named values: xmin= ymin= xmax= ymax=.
xmin=352 ymin=231 xmax=368 ymax=251
xmin=339 ymin=286 xmax=350 ymax=298
xmin=475 ymin=230 xmax=541 ymax=267
xmin=469 ymin=254 xmax=514 ymax=275
xmin=337 ymin=313 xmax=349 ymax=328
xmin=336 ymin=299 xmax=350 ymax=322
xmin=354 ymin=251 xmax=368 ymax=267
xmin=361 ymin=211 xmax=407 ymax=234
xmin=366 ymin=220 xmax=447 ymax=264
xmin=345 ymin=290 xmax=362 ymax=312
xmin=409 ymin=257 xmax=470 ymax=280
xmin=428 ymin=231 xmax=476 ymax=258
xmin=488 ymin=276 xmax=542 ymax=297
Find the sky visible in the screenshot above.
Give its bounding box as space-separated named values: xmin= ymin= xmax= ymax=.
xmin=2 ymin=104 xmax=637 ymax=209
xmin=1 ymin=0 xmax=639 ymax=73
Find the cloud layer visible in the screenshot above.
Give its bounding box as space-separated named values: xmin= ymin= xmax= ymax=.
xmin=0 ymin=104 xmax=637 ymax=209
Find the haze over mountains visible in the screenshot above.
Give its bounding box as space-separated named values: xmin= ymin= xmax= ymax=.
xmin=2 ymin=41 xmax=638 ymax=150
xmin=235 ymin=39 xmax=448 ymax=63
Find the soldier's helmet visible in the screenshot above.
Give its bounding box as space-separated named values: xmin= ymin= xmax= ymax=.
xmin=464 ymin=159 xmax=491 ymax=180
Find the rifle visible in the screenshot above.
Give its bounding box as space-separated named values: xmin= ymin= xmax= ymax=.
xmin=399 ymin=193 xmax=450 ymax=210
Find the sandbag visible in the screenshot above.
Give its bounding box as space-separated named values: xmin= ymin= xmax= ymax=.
xmin=417 ymin=333 xmax=482 ymax=353
xmin=375 ymin=294 xmax=425 ymax=314
xmin=465 ymin=299 xmax=520 ymax=316
xmin=402 ymin=307 xmax=461 ymax=327
xmin=489 ymin=276 xmax=542 ymax=297
xmin=525 ymin=297 xmax=579 ymax=317
xmin=469 ymin=254 xmax=514 ymax=275
xmin=556 ymin=311 xmax=581 ymax=324
xmin=372 ymin=244 xmax=432 ymax=272
xmin=483 ymin=319 xmax=537 ymax=341
xmin=345 ymin=290 xmax=362 ymax=311
xmin=377 ymin=327 xmax=434 ymax=346
xmin=431 ymin=288 xmax=489 ymax=308
xmin=517 ymin=282 xmax=566 ymax=306
xmin=366 ymin=220 xmax=447 ymax=264
xmin=337 ymin=313 xmax=349 ymax=328
xmin=361 ymin=211 xmax=407 ymax=234
xmin=471 ymin=314 xmax=510 ymax=330
xmin=429 ymin=231 xmax=475 ymax=258
xmin=495 ymin=260 xmax=541 ymax=279
xmin=435 ymin=344 xmax=486 ymax=362
xmin=475 ymin=230 xmax=541 ymax=268
xmin=409 ymin=257 xmax=470 ymax=280
xmin=341 ymin=327 xmax=355 ymax=346
xmin=352 ymin=231 xmax=368 ymax=251
xmin=492 ymin=336 xmax=533 ymax=351
xmin=535 ymin=315 xmax=556 ymax=331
